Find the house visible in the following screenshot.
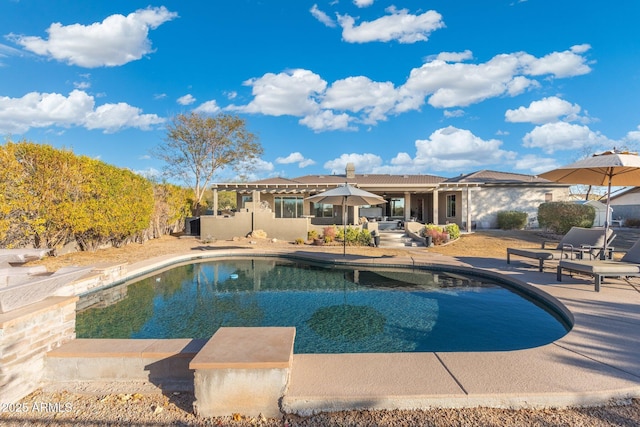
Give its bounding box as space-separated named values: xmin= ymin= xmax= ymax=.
xmin=609 ymin=187 xmax=640 ymax=223
xmin=200 ymin=164 xmax=570 ymax=241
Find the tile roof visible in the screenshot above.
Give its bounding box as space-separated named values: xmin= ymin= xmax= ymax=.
xmin=444 ymin=169 xmax=553 ymax=184
xmin=214 ymin=169 xmax=564 ymax=191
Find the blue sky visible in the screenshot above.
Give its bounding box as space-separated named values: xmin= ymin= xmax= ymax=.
xmin=1 ymin=0 xmax=640 ymax=182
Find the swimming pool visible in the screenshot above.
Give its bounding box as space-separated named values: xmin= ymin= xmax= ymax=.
xmin=76 ymin=258 xmax=570 ymax=353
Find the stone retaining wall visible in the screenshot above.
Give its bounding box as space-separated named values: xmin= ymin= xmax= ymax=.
xmin=0 ymin=296 xmax=78 ymax=403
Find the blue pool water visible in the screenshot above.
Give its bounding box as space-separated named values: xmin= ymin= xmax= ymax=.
xmin=76 ymin=258 xmax=570 ymax=353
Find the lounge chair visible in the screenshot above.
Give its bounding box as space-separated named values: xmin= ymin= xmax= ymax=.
xmin=557 ymin=239 xmax=640 ymax=292
xmin=506 ymin=227 xmax=615 ymax=272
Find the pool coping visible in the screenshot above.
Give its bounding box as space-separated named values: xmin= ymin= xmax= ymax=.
xmin=63 ymin=247 xmax=640 ymax=414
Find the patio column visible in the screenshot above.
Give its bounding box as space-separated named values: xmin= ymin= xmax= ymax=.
xmin=464 ymin=187 xmax=472 ymax=231
xmin=212 ymin=187 xmax=218 ymax=217
xmin=432 ymin=189 xmax=439 ymax=225
xmin=404 ymin=192 xmax=411 ymax=221
xmin=250 ymin=190 xmax=261 ymax=212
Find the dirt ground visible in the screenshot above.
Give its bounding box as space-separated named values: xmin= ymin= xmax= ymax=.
xmin=34 ymin=229 xmax=552 ymax=272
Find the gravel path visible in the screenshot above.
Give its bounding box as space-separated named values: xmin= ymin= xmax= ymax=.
xmin=2 ymin=389 xmax=639 ymax=426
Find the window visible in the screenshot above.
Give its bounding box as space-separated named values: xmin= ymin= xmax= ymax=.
xmin=274 ymin=196 xmax=303 ymax=218
xmin=446 ymin=194 xmax=456 ymax=218
xmin=390 ymin=198 xmax=404 ymax=217
xmin=545 ymin=192 xmax=553 ymax=202
xmin=313 ymin=203 xmax=334 ymax=218
xmin=241 ymin=195 xmax=252 ymax=209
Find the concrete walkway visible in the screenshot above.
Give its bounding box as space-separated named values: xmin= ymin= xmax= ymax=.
xmin=74 ymin=241 xmax=640 ymax=414
xmin=280 ymin=251 xmax=640 ymax=414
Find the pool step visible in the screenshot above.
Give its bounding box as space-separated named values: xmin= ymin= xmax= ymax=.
xmin=377 ymin=230 xmax=423 ymax=248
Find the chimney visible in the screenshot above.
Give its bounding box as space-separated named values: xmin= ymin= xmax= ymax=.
xmin=346 ymin=162 xmax=356 ymax=179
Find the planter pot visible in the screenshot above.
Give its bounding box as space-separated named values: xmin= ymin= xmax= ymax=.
xmin=313 ymin=238 xmax=324 ymax=246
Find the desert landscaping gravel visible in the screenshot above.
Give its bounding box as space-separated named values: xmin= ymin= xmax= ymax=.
xmin=2 ymin=389 xmax=640 ymax=426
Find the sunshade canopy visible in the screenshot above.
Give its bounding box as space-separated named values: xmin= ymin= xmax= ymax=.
xmin=305 ymin=183 xmax=386 ymax=256
xmin=305 ymin=183 xmax=386 ymax=206
xmin=538 ymin=149 xmax=640 ymax=260
xmin=538 ymin=150 xmax=640 ymax=186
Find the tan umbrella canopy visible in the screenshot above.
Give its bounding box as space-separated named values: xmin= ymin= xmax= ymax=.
xmin=305 ymin=183 xmax=386 ymax=256
xmin=539 ymin=149 xmax=640 ymax=257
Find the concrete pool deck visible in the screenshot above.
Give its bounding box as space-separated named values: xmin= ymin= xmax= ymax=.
xmin=50 ymin=246 xmax=640 ymax=414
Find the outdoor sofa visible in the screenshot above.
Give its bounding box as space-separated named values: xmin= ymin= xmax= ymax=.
xmin=506 ymin=226 xmax=615 ymax=272
xmin=557 ymin=238 xmax=640 ymax=292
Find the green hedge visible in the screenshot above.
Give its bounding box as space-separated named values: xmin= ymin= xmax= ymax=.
xmin=538 ymin=202 xmax=595 ymax=234
xmin=497 ymin=211 xmax=528 ymax=230
xmin=0 ymin=140 xmax=192 ymax=252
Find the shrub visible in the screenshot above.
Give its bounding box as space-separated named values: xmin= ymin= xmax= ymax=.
xmin=357 ymin=228 xmax=372 ymax=246
xmin=443 ymin=223 xmax=461 ymax=240
xmin=323 ymin=226 xmax=337 ymax=242
xmin=294 ymin=237 xmax=305 ymax=245
xmin=0 ymin=140 xmax=159 ymax=252
xmin=307 ymin=230 xmax=319 ymax=240
xmin=624 ymin=218 xmax=640 ymax=228
xmin=538 ymin=202 xmax=595 ymax=234
xmin=424 ymin=227 xmax=449 ymax=245
xmin=497 ymin=211 xmax=528 ymax=230
xmin=336 ymin=226 xmax=371 ymax=246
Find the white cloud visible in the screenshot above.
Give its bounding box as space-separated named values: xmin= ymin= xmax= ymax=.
xmin=434 ymin=50 xmax=473 ymax=62
xmin=401 ymin=54 xmax=536 ymax=109
xmin=299 ymin=158 xmax=316 ymax=168
xmin=338 ymin=7 xmax=444 ymax=44
xmin=521 ymin=44 xmax=592 ymax=78
xmin=323 ymin=128 xmax=515 ymax=175
xmin=230 ymin=46 xmax=593 ymax=132
xmin=624 ymin=125 xmax=640 ymax=142
xmin=513 ymin=154 xmax=560 ymax=175
xmin=322 ymin=76 xmax=398 ymax=123
xmin=275 ymin=152 xmax=316 ymax=168
xmin=11 ymin=6 xmax=177 ymax=67
xmin=226 ymin=158 xmax=275 ymax=181
xmin=443 ymin=109 xmax=465 ymax=118
xmin=84 ymin=102 xmax=164 ymax=133
xmin=505 ymin=96 xmax=582 ymax=124
xmin=236 ymin=69 xmax=327 ymax=116
xmin=134 ymin=167 xmax=161 ymax=180
xmin=399 ymin=47 xmax=588 ymax=109
xmin=522 ymin=122 xmax=611 ymax=154
xmin=410 ymin=126 xmax=516 ymax=171
xmin=73 ymin=80 xmax=91 ymax=90
xmin=154 ymin=93 xmax=167 ymax=100
xmin=324 ymin=153 xmax=383 ymax=174
xmin=177 ymin=94 xmax=196 ymax=105
xmin=354 ymin=0 xmax=374 ymax=7
xmin=0 ymin=89 xmax=164 ymax=134
xmin=299 ymin=110 xmax=355 ymax=132
xmin=275 ymin=152 xmax=304 ymax=164
xmin=310 ymin=4 xmax=336 ymax=28
xmin=193 ymin=100 xmax=221 ymax=114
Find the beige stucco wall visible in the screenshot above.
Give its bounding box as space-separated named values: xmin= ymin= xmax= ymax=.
xmin=200 ymin=210 xmax=310 ymax=241
xmin=468 ymin=186 xmax=570 ymax=229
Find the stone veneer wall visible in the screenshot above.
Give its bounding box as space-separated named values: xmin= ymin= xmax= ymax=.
xmin=0 ymin=296 xmax=78 ymax=403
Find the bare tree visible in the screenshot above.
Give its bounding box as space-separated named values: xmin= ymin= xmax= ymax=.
xmin=153 ymin=112 xmax=262 ymax=215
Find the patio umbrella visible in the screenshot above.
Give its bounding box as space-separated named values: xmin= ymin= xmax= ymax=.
xmin=305 ymin=183 xmax=386 ymax=256
xmin=538 ymin=149 xmax=640 ymax=258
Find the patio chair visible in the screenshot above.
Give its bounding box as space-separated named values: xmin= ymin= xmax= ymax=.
xmin=557 ymin=239 xmax=640 ymax=292
xmin=506 ymin=227 xmax=615 ymax=272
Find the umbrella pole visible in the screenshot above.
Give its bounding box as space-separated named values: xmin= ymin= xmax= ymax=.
xmin=602 ymin=172 xmax=613 ymax=260
xmin=343 ymin=197 xmax=347 ymax=257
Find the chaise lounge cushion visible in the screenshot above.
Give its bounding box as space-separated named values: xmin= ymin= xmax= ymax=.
xmin=507 ymin=227 xmax=613 ymax=272
xmin=556 ymin=239 xmax=640 ymax=291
